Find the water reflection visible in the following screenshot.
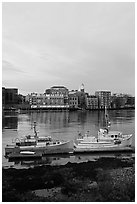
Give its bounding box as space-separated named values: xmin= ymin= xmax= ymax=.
xmin=109 ymin=109 xmax=135 ymax=121
xmin=2 ymin=110 xmax=134 ymax=132
xmin=6 ymin=152 xmax=134 ymax=169
xmin=28 ymin=111 xmax=70 ymax=129
xmin=2 ymin=112 xmax=18 ymax=130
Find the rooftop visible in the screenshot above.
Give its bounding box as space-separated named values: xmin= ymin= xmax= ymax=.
xmin=51 ymin=86 xmax=67 ymax=89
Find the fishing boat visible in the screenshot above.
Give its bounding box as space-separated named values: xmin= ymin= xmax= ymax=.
xmin=5 ymin=122 xmax=73 ymax=157
xmin=74 ymin=107 xmax=133 ymax=153
xmin=74 ymin=131 xmax=133 ymax=153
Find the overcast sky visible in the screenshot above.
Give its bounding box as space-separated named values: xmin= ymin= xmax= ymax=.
xmin=2 ymin=2 xmax=135 ymax=96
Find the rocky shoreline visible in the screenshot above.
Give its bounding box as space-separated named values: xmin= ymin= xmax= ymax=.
xmin=2 ymin=156 xmax=135 ymax=202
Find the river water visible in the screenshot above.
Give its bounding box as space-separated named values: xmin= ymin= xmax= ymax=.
xmin=2 ymin=109 xmax=135 ymax=168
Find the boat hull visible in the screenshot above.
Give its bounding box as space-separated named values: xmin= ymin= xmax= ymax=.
xmin=74 ymin=145 xmax=134 ymax=153
xmin=5 ymin=140 xmax=73 ymax=157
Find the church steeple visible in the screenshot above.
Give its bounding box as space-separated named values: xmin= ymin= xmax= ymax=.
xmin=80 ymin=83 xmax=84 ymax=92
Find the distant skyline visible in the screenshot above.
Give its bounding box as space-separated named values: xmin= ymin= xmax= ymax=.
xmin=2 ymin=2 xmax=135 ymax=96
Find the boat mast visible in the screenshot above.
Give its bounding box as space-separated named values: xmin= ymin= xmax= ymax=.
xmin=105 ymin=106 xmax=108 ymax=130
xmin=33 ymin=122 xmax=38 ymax=138
xmin=105 ymin=106 xmax=111 ymax=131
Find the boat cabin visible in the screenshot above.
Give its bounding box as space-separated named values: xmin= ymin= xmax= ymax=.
xmin=98 ymin=129 xmax=123 ymax=139
xmin=15 ymin=135 xmax=52 ymax=147
xmin=37 ymin=136 xmax=52 ymax=143
xmin=107 ymin=131 xmax=122 ymax=139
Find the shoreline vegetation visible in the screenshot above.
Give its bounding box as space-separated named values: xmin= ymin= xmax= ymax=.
xmin=2 ymin=156 xmax=135 ymax=202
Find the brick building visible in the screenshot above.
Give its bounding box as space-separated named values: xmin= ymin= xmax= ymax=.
xmin=68 ymin=91 xmax=78 ymax=109
xmin=86 ymin=95 xmax=98 ymax=110
xmin=95 ymin=91 xmax=111 ymax=109
xmin=2 ymin=87 xmax=18 ymax=108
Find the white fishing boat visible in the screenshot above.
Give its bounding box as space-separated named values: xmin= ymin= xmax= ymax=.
xmin=74 ymin=132 xmax=133 ymax=153
xmin=5 ymin=122 xmax=73 ymax=157
xmin=74 ymin=107 xmax=133 ymax=153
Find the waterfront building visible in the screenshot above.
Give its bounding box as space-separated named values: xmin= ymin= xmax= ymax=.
xmin=76 ymin=91 xmax=87 ymax=109
xmin=36 ymin=94 xmax=46 ymax=105
xmin=111 ymin=94 xmax=125 ymax=109
xmin=95 ymin=91 xmax=111 ymax=109
xmin=68 ymin=91 xmax=78 ymax=109
xmin=126 ymin=96 xmax=135 ymax=108
xmin=75 ymin=83 xmax=87 ymax=109
xmin=111 ymin=93 xmax=135 ymax=109
xmin=27 ymin=86 xmax=69 ymax=109
xmin=44 ymin=86 xmax=69 ymax=109
xmin=86 ymin=95 xmax=98 ymax=110
xmin=2 ymin=87 xmax=5 ymax=108
xmin=18 ymin=94 xmax=26 ymax=104
xmin=25 ymin=86 xmax=69 ymax=109
xmin=2 ymin=87 xmax=18 ymax=108
xmin=25 ymin=93 xmax=38 ymax=105
xmin=25 ymin=93 xmax=46 ymax=108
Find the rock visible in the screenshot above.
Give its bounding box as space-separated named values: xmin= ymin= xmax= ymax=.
xmin=88 ymin=181 xmax=98 ymax=189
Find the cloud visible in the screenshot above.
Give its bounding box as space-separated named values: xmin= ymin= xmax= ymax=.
xmin=2 ymin=2 xmax=135 ymax=95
